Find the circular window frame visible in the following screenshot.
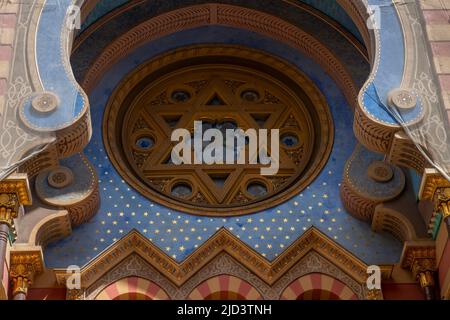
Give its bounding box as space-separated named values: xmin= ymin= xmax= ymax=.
xmin=103 ymin=45 xmax=334 ymax=216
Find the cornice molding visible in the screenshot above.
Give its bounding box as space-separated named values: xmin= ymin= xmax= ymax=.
xmin=400 ymin=241 xmax=436 ymax=270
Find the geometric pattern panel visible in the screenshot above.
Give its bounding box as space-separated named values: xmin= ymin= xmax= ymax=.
xmin=103 ymin=46 xmax=333 ymax=216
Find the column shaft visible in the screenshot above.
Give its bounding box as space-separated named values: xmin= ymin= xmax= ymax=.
xmin=0 ymin=223 xmax=9 ymax=280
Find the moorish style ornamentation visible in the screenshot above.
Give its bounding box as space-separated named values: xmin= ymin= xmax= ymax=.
xmin=2 ymin=0 xmax=450 ymax=301
xmin=103 ymin=46 xmax=333 ymax=216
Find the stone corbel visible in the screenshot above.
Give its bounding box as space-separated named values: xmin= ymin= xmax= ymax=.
xmin=387 ymin=131 xmax=428 ymax=174
xmin=9 ymin=247 xmax=44 ymax=300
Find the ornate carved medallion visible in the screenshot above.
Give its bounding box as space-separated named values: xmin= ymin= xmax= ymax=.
xmin=103 ymin=46 xmax=333 ymax=216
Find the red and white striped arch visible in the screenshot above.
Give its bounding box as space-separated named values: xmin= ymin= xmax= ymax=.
xmin=95 ymin=276 xmax=170 ymax=300
xmin=280 ymin=273 xmax=358 ymax=300
xmin=188 ymin=275 xmax=263 ymax=300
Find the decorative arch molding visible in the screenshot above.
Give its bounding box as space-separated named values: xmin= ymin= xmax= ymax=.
xmin=76 ymin=2 xmax=416 ymax=156
xmin=188 ymin=275 xmax=263 ymax=300
xmin=95 ymin=276 xmax=170 ymax=300
xmin=80 ymin=3 xmax=359 ymax=109
xmin=78 ymin=0 xmax=103 ymax=24
xmin=280 ymin=273 xmax=358 ymax=300
xmin=82 ymin=254 xmax=178 ymax=300
xmin=22 ymin=0 xmax=419 ymax=175
xmin=71 ymin=248 xmax=371 ymax=300
xmin=335 ymin=0 xmax=372 ymax=58
xmin=55 ymin=228 xmax=391 ymax=300
xmin=76 ymin=0 xmax=372 ymax=56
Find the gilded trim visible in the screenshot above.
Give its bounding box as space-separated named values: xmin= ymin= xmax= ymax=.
xmin=55 ymin=227 xmax=392 ymax=289
xmin=102 ymin=45 xmax=334 ymax=216
xmin=80 ymin=3 xmax=358 ymax=110
xmin=419 ymin=168 xmax=450 ymax=201
xmin=0 ymin=173 xmax=32 ymax=206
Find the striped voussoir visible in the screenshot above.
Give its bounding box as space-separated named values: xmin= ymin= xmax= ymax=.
xmin=188 ymin=275 xmax=263 ymax=300
xmin=95 ymin=276 xmax=170 ymax=300
xmin=280 ymin=273 xmax=358 ymax=300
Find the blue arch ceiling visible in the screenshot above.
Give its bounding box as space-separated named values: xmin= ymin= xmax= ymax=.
xmin=80 ymin=0 xmax=364 ymax=43
xmin=32 ymin=0 xmax=414 ymax=267
xmin=45 ymin=26 xmax=403 ymax=267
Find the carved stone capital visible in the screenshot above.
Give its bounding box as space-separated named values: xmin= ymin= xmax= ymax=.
xmin=66 ymin=289 xmax=84 ymax=300
xmin=366 ymin=289 xmax=383 ymax=300
xmin=435 ymin=188 xmax=450 ymax=221
xmin=9 ymin=248 xmax=44 ymax=297
xmin=419 ymin=169 xmax=450 ymax=202
xmin=401 ymin=243 xmax=436 ymax=289
xmin=0 ymin=194 xmax=18 ymax=227
xmin=0 ymin=174 xmax=32 ymax=206
xmin=412 ymin=264 xmax=435 ymax=288
xmin=0 ymin=175 xmax=31 ymax=227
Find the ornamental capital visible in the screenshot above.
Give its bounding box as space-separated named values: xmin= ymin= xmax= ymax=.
xmin=0 ymin=194 xmax=18 ymax=227
xmin=401 ymin=243 xmax=435 ymax=269
xmin=400 ymin=243 xmax=436 ymax=288
xmin=9 ymin=248 xmax=44 ymax=296
xmin=366 ymin=289 xmax=383 ymax=300
xmin=412 ymin=261 xmax=435 ymax=288
xmin=435 ymin=188 xmax=450 ymax=221
xmin=67 ymin=289 xmax=84 ymax=300
xmin=0 ymin=174 xmax=32 ymax=205
xmin=0 ymin=174 xmax=32 ymax=228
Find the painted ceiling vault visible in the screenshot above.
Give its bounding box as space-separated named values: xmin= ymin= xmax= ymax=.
xmin=45 ymin=0 xmax=408 ymax=267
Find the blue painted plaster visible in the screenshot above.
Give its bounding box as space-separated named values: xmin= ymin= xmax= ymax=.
xmin=362 ymin=0 xmax=423 ymax=125
xmin=23 ymin=0 xmax=86 ymax=131
xmin=44 ymin=26 xmax=403 ymax=268
xmin=37 ymin=0 xmax=418 ymax=133
xmin=81 ymin=0 xmax=364 ymax=43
